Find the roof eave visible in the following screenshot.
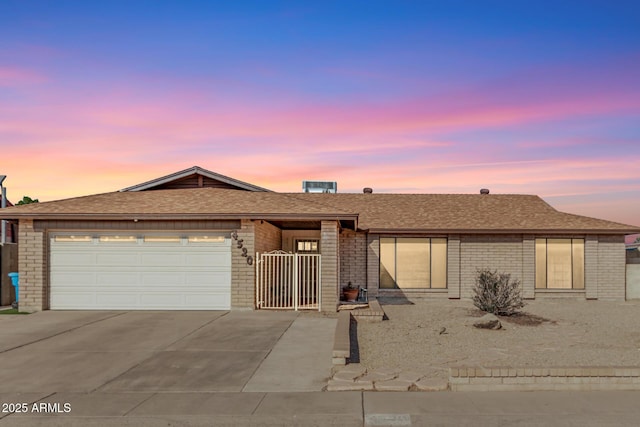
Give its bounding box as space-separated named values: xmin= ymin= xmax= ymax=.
xmin=2 ymin=213 xmax=359 ymax=222
xmin=365 ymin=228 xmax=640 ymax=235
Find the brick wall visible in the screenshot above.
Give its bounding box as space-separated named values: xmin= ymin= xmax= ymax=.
xmin=17 ymin=219 xmax=47 ymax=312
xmin=339 ymin=230 xmax=367 ymax=289
xmin=231 ymin=219 xmax=282 ymax=310
xmin=585 ymin=235 xmax=598 ymax=299
xmin=231 ymin=219 xmax=256 ymax=309
xmin=254 ymin=220 xmax=282 ymax=254
xmin=460 ymin=234 xmax=524 ymax=299
xmin=366 ymin=234 xmax=380 ymax=297
xmin=596 ymin=235 xmax=626 ymax=301
xmin=447 ymin=235 xmax=461 ymax=298
xmin=321 ymin=221 xmax=339 ymax=311
xmin=522 ymin=235 xmax=535 ymax=299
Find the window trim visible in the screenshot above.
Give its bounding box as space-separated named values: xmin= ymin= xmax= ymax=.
xmin=295 ymin=239 xmax=320 ymax=254
xmin=379 ymin=237 xmax=448 ymax=290
xmin=535 ymin=238 xmax=585 ymax=290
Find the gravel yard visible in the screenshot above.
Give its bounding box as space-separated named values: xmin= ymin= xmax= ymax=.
xmin=356 ymin=298 xmax=640 ymax=379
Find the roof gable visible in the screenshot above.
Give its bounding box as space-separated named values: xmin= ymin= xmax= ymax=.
xmin=120 ymin=166 xmax=271 ymax=192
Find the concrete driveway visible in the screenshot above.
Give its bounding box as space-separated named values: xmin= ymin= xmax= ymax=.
xmin=0 ymin=310 xmax=335 ymax=394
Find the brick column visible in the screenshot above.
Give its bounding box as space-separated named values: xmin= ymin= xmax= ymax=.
xmin=321 ymin=220 xmax=339 ymax=312
xmin=18 ymin=219 xmax=47 ymax=312
xmin=596 ymin=235 xmax=625 ymax=301
xmin=522 ymin=235 xmax=535 ymax=299
xmin=366 ymin=234 xmax=380 ymax=298
xmin=447 ymin=235 xmax=460 ymax=299
xmin=339 ymin=230 xmax=366 ymax=288
xmin=585 ymin=235 xmax=598 ymax=299
xmin=231 ymin=219 xmax=255 ymax=309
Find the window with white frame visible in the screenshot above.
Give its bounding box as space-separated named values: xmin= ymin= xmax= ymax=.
xmin=379 ymin=237 xmax=447 ymax=289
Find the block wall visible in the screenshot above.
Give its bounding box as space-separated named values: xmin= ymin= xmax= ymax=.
xmin=231 ymin=219 xmax=256 ymax=309
xmin=339 ymin=230 xmax=367 ymax=289
xmin=522 ymin=235 xmax=535 ymax=299
xmin=447 ymin=235 xmax=460 ymax=298
xmin=585 ymin=235 xmax=599 ymax=299
xmin=460 ymin=234 xmax=524 ymax=299
xmin=366 ymin=234 xmax=380 ymax=297
xmin=254 ymin=220 xmax=282 ymax=255
xmin=596 ymin=235 xmax=626 ymax=301
xmin=321 ymin=221 xmax=339 ymax=311
xmin=17 ymin=219 xmax=47 ymax=312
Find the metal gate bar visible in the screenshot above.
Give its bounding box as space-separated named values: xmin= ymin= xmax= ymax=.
xmin=256 ymin=251 xmax=321 ymax=311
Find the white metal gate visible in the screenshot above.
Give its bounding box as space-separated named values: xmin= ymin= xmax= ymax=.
xmin=256 ymin=251 xmax=321 ymax=311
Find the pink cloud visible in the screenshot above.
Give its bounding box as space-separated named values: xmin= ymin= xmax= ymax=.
xmin=1 ymin=51 xmax=638 ymax=232
xmin=0 ymin=66 xmax=47 ymax=86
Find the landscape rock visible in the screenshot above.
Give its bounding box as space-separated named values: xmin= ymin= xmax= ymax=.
xmin=473 ymin=313 xmax=502 ymax=330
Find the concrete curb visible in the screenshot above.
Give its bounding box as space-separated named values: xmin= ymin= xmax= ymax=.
xmin=450 ymin=366 xmax=640 ymax=391
xmin=332 ymin=310 xmax=351 ymax=365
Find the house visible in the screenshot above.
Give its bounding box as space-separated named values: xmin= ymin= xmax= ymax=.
xmin=1 ymin=199 xmax=16 ymax=244
xmin=1 ymin=166 xmax=638 ymax=313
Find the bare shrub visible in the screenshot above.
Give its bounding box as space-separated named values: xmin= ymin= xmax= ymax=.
xmin=472 ymin=268 xmax=525 ymax=316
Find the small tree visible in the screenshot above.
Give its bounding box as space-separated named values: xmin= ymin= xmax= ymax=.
xmin=472 ymin=268 xmax=524 ymax=316
xmin=16 ymin=196 xmax=39 ymax=205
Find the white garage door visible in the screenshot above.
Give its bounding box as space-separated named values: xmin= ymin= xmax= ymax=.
xmin=50 ymin=234 xmax=231 ymax=310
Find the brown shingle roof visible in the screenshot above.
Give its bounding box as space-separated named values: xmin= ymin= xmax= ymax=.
xmin=287 ymin=193 xmax=640 ymax=233
xmin=0 ymin=189 xmax=356 ymax=221
xmin=1 ymin=188 xmax=637 ymax=234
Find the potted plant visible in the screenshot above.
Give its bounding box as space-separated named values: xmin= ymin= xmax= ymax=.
xmin=343 ymin=281 xmax=359 ymax=302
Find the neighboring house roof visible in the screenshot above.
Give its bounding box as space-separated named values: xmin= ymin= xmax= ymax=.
xmin=120 ymin=166 xmax=271 ymax=192
xmin=1 ymin=188 xmax=638 ymax=235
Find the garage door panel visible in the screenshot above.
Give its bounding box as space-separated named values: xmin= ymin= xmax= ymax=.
xmin=185 ymin=272 xmax=231 ymax=285
xmin=187 ymin=253 xmax=231 ymax=267
xmin=52 ymin=272 xmax=97 ymax=285
xmin=139 ymin=253 xmax=184 ymax=266
xmin=96 ymin=253 xmax=140 ymax=266
xmin=141 ymin=272 xmax=184 ymax=285
xmin=96 ymin=272 xmax=140 ymax=285
xmin=50 ymin=235 xmax=232 ymax=310
xmin=51 ymin=292 xmax=97 ymax=308
xmin=139 ymin=293 xmax=177 ymax=307
xmin=51 ymin=252 xmax=96 ymax=266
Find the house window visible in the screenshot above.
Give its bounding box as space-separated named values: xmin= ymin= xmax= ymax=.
xmin=296 ymin=239 xmax=319 ymax=253
xmin=535 ymin=238 xmax=584 ymax=289
xmin=380 ymin=237 xmax=447 ymax=289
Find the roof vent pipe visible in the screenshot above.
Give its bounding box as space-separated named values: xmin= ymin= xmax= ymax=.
xmin=363 ymin=187 xmax=373 ymax=194
xmin=480 ymin=188 xmax=490 ymax=195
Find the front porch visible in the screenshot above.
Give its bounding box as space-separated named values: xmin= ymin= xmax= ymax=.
xmin=231 ymin=218 xmax=353 ymax=313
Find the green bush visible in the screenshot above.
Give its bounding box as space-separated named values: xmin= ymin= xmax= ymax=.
xmin=472 ymin=268 xmax=524 ymax=316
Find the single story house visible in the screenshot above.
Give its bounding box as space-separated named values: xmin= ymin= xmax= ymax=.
xmin=1 ymin=166 xmax=638 ymax=313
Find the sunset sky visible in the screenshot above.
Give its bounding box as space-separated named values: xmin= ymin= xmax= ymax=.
xmin=1 ymin=1 xmax=639 ymax=231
